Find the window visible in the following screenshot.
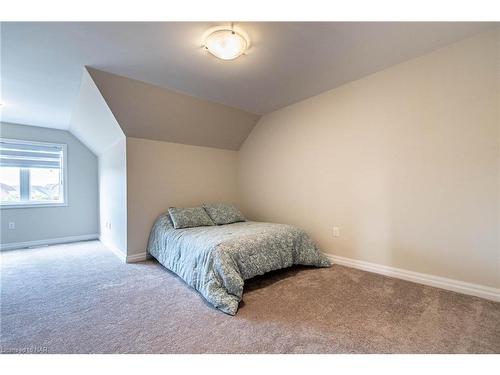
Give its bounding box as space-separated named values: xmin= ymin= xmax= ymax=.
xmin=0 ymin=139 xmax=67 ymax=208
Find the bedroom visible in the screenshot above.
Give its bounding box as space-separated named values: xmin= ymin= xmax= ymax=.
xmin=0 ymin=0 xmax=499 ymax=372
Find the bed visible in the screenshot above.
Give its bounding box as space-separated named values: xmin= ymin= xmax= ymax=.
xmin=147 ymin=212 xmax=331 ymax=315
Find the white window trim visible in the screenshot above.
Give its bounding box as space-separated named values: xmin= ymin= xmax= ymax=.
xmin=0 ymin=138 xmax=68 ymax=209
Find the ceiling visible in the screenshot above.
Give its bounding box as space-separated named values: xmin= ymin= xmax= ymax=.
xmin=87 ymin=67 xmax=260 ymax=150
xmin=1 ymin=22 xmax=496 ymax=130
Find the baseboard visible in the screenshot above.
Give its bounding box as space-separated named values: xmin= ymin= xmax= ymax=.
xmin=126 ymin=252 xmax=148 ymax=263
xmin=326 ymin=254 xmax=500 ymax=303
xmin=0 ymin=234 xmax=99 ymax=251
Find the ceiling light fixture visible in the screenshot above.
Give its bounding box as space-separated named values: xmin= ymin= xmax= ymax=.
xmin=204 ymin=29 xmax=248 ymax=61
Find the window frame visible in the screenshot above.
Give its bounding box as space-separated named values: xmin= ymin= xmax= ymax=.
xmin=0 ymin=138 xmax=68 ymax=209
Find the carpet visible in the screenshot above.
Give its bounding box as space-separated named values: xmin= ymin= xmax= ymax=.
xmin=1 ymin=241 xmax=499 ymax=353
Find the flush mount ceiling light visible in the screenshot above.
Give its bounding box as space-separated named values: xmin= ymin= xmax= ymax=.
xmin=204 ymin=29 xmax=248 ymax=61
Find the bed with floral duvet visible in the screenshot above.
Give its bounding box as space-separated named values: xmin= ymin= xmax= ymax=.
xmin=147 ymin=209 xmax=331 ymax=315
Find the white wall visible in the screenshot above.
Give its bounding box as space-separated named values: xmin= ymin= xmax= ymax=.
xmin=238 ymin=29 xmax=500 ymax=288
xmin=69 ymin=68 xmax=125 ymax=155
xmin=0 ymin=122 xmax=98 ymax=246
xmin=99 ymin=138 xmax=127 ymax=257
xmin=69 ymin=67 xmax=127 ymax=257
xmin=126 ymin=137 xmax=239 ymax=256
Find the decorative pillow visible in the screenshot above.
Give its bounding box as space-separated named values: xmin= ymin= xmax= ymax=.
xmin=202 ymin=203 xmax=246 ymax=225
xmin=168 ymin=207 xmax=215 ymax=229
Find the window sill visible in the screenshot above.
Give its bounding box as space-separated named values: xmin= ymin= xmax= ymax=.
xmin=0 ymin=202 xmax=67 ymax=209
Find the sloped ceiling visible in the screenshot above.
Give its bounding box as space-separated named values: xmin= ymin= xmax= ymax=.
xmin=2 ymin=22 xmax=496 ymax=131
xmin=69 ymin=68 xmax=125 ymax=155
xmin=87 ymin=67 xmax=260 ymax=150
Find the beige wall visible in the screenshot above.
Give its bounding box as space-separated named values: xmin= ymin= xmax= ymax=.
xmin=497 ymin=29 xmax=500 ymax=288
xmin=239 ymin=29 xmax=500 ymax=288
xmin=126 ymin=137 xmax=239 ymax=255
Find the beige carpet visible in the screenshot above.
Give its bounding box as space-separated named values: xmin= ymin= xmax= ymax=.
xmin=1 ymin=241 xmax=499 ymax=353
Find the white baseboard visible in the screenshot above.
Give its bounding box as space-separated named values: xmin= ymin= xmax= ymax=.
xmin=126 ymin=252 xmax=148 ymax=263
xmin=326 ymin=254 xmax=500 ymax=303
xmin=0 ymin=234 xmax=99 ymax=251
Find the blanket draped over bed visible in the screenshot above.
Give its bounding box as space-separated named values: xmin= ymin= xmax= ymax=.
xmin=147 ymin=213 xmax=331 ymax=315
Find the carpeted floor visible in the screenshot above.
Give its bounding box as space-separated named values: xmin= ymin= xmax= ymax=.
xmin=1 ymin=240 xmax=499 ymax=354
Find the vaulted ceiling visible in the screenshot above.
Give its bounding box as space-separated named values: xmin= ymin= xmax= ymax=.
xmin=1 ymin=22 xmax=496 ymax=131
xmin=88 ymin=67 xmax=260 ymax=150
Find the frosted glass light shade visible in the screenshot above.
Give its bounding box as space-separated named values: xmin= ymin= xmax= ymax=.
xmin=205 ymin=29 xmax=247 ymax=60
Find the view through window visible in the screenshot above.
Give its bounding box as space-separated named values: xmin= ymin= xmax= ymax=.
xmin=0 ymin=139 xmax=66 ymax=206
